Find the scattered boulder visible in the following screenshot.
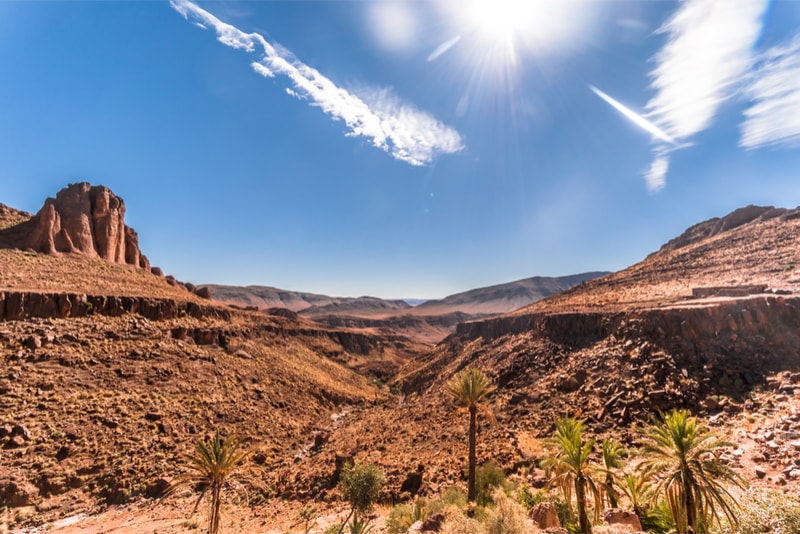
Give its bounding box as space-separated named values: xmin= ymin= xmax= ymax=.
xmin=195 ymin=286 xmax=212 ymax=299
xmin=421 ymin=512 xmax=445 ymax=531
xmin=530 ymin=501 xmax=561 ymax=529
xmin=0 ymin=479 xmax=39 ymax=507
xmin=399 ymin=464 xmax=425 ymax=497
xmin=604 ymin=508 xmax=642 ymax=531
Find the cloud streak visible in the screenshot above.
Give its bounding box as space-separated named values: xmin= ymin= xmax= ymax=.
xmin=641 ymin=0 xmax=768 ymax=190
xmin=646 ymin=0 xmax=768 ymax=141
xmin=170 ymin=0 xmax=464 ymax=166
xmin=740 ymin=35 xmax=800 ymax=149
xmin=589 ymin=85 xmax=677 ymax=145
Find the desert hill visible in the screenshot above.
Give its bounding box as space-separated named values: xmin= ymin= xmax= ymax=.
xmin=202 ymin=284 xmax=412 ymax=315
xmin=207 ymin=272 xmax=609 ymax=345
xmin=410 ymin=272 xmax=609 ymax=316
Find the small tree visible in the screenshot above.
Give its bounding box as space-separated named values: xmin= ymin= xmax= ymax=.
xmin=337 ymin=462 xmax=385 ymax=534
xmin=542 ymin=417 xmax=602 ymax=534
xmin=597 ymin=438 xmax=625 ymax=509
xmin=639 ymin=409 xmax=745 ymax=534
xmin=166 ymin=432 xmax=250 ymax=534
xmin=446 ymin=368 xmax=495 ymax=503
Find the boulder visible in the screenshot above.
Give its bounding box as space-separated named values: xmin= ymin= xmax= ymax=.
xmin=530 ymin=501 xmax=561 ymax=529
xmin=0 ymin=479 xmax=38 ymax=507
xmin=604 ymin=508 xmax=643 ymax=531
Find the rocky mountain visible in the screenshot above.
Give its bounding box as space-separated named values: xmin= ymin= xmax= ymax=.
xmin=204 ymin=284 xmax=412 ymax=315
xmin=0 ymin=183 xmax=149 ymax=270
xmin=410 ymin=272 xmax=609 ymax=316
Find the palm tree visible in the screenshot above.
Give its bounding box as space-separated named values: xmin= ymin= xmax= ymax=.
xmin=542 ymin=417 xmax=602 ymax=534
xmin=446 ymin=368 xmax=495 ymax=503
xmin=639 ymin=409 xmax=745 ymax=534
xmin=620 ymin=471 xmax=651 ymax=523
xmin=166 ymin=432 xmax=251 ymax=534
xmin=597 ymin=438 xmax=625 ymax=509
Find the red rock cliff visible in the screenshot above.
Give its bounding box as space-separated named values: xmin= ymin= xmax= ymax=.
xmin=1 ymin=183 xmax=149 ymax=270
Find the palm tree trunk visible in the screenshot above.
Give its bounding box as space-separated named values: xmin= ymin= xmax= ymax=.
xmin=335 ymin=508 xmax=354 ymax=534
xmin=685 ymin=484 xmax=696 ymax=534
xmin=576 ymin=475 xmax=591 ymax=534
xmin=467 ymin=406 xmax=477 ymax=502
xmin=209 ymin=484 xmax=221 ymax=534
xmin=606 ymin=473 xmax=618 ymax=508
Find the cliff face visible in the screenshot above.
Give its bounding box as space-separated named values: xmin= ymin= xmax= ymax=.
xmin=0 ymin=183 xmax=149 ymax=270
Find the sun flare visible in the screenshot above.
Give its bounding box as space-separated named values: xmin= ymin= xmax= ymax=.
xmin=466 ymin=0 xmax=537 ymax=44
xmin=449 ymin=0 xmax=595 ymax=62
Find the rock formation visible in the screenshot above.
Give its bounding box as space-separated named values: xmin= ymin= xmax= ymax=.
xmin=0 ymin=182 xmax=149 ymax=270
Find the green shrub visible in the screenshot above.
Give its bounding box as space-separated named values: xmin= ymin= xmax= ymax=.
xmin=387 ymin=498 xmax=430 ymax=534
xmin=516 ymin=486 xmax=547 ymax=510
xmin=475 ymin=461 xmax=507 ymax=507
xmin=339 ymin=463 xmax=385 ymax=515
xmin=710 ymin=488 xmax=800 ymax=534
xmin=439 ymin=486 xmax=468 ymax=510
xmin=639 ymin=499 xmax=677 ymax=534
xmin=347 ymin=516 xmax=373 ymax=534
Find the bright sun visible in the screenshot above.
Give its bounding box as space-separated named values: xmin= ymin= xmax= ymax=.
xmin=466 ymin=0 xmax=537 ymax=43
xmin=453 ymin=0 xmax=593 ymax=61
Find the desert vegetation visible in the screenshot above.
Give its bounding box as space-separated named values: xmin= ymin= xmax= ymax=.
xmin=165 ymin=432 xmax=251 ymax=534
xmin=162 ymin=375 xmax=757 ymax=534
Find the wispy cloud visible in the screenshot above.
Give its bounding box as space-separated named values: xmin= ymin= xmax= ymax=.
xmin=589 ymin=85 xmax=676 ymax=145
xmin=647 ymin=0 xmax=768 ymax=141
xmin=170 ymin=0 xmax=464 ymax=166
xmin=641 ymin=0 xmax=768 ymax=190
xmin=644 ymin=150 xmax=670 ymax=192
xmin=740 ymin=35 xmax=800 ymax=149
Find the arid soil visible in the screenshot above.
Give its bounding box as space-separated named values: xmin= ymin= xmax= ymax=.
xmin=2 ymin=192 xmax=800 ymax=533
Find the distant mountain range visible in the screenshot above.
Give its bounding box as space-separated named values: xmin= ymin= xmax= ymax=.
xmin=205 ymin=272 xmax=610 ymax=343
xmin=205 ymin=272 xmax=609 ymax=318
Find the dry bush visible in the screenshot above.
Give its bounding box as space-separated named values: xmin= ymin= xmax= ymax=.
xmin=482 ymin=488 xmax=529 ymax=534
xmin=593 ymin=526 xmax=637 ymax=534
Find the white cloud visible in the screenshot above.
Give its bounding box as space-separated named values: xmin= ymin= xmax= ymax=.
xmin=644 ymin=153 xmax=669 ymax=192
xmin=250 ymin=62 xmax=274 ymax=78
xmin=170 ymin=0 xmax=463 ymax=166
xmin=636 ymin=0 xmax=768 ymax=191
xmin=646 ymin=0 xmax=768 ymax=141
xmin=740 ymin=35 xmax=800 ymax=149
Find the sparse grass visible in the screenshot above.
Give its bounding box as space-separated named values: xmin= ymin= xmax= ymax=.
xmin=0 ymin=249 xmax=203 ymax=300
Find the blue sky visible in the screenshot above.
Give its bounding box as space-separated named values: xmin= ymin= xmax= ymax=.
xmin=1 ymin=1 xmax=799 ymax=299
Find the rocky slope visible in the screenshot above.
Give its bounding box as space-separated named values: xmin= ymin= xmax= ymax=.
xmin=0 ymin=185 xmax=418 ymax=530
xmin=283 ymin=205 xmax=800 ymax=501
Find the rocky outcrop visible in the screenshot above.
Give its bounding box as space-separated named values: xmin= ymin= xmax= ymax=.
xmin=0 ymin=182 xmax=149 ymax=269
xmin=0 ymin=291 xmax=229 ymax=322
xmin=455 ymin=296 xmax=800 ymax=362
xmin=654 ymin=205 xmax=791 ymax=254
